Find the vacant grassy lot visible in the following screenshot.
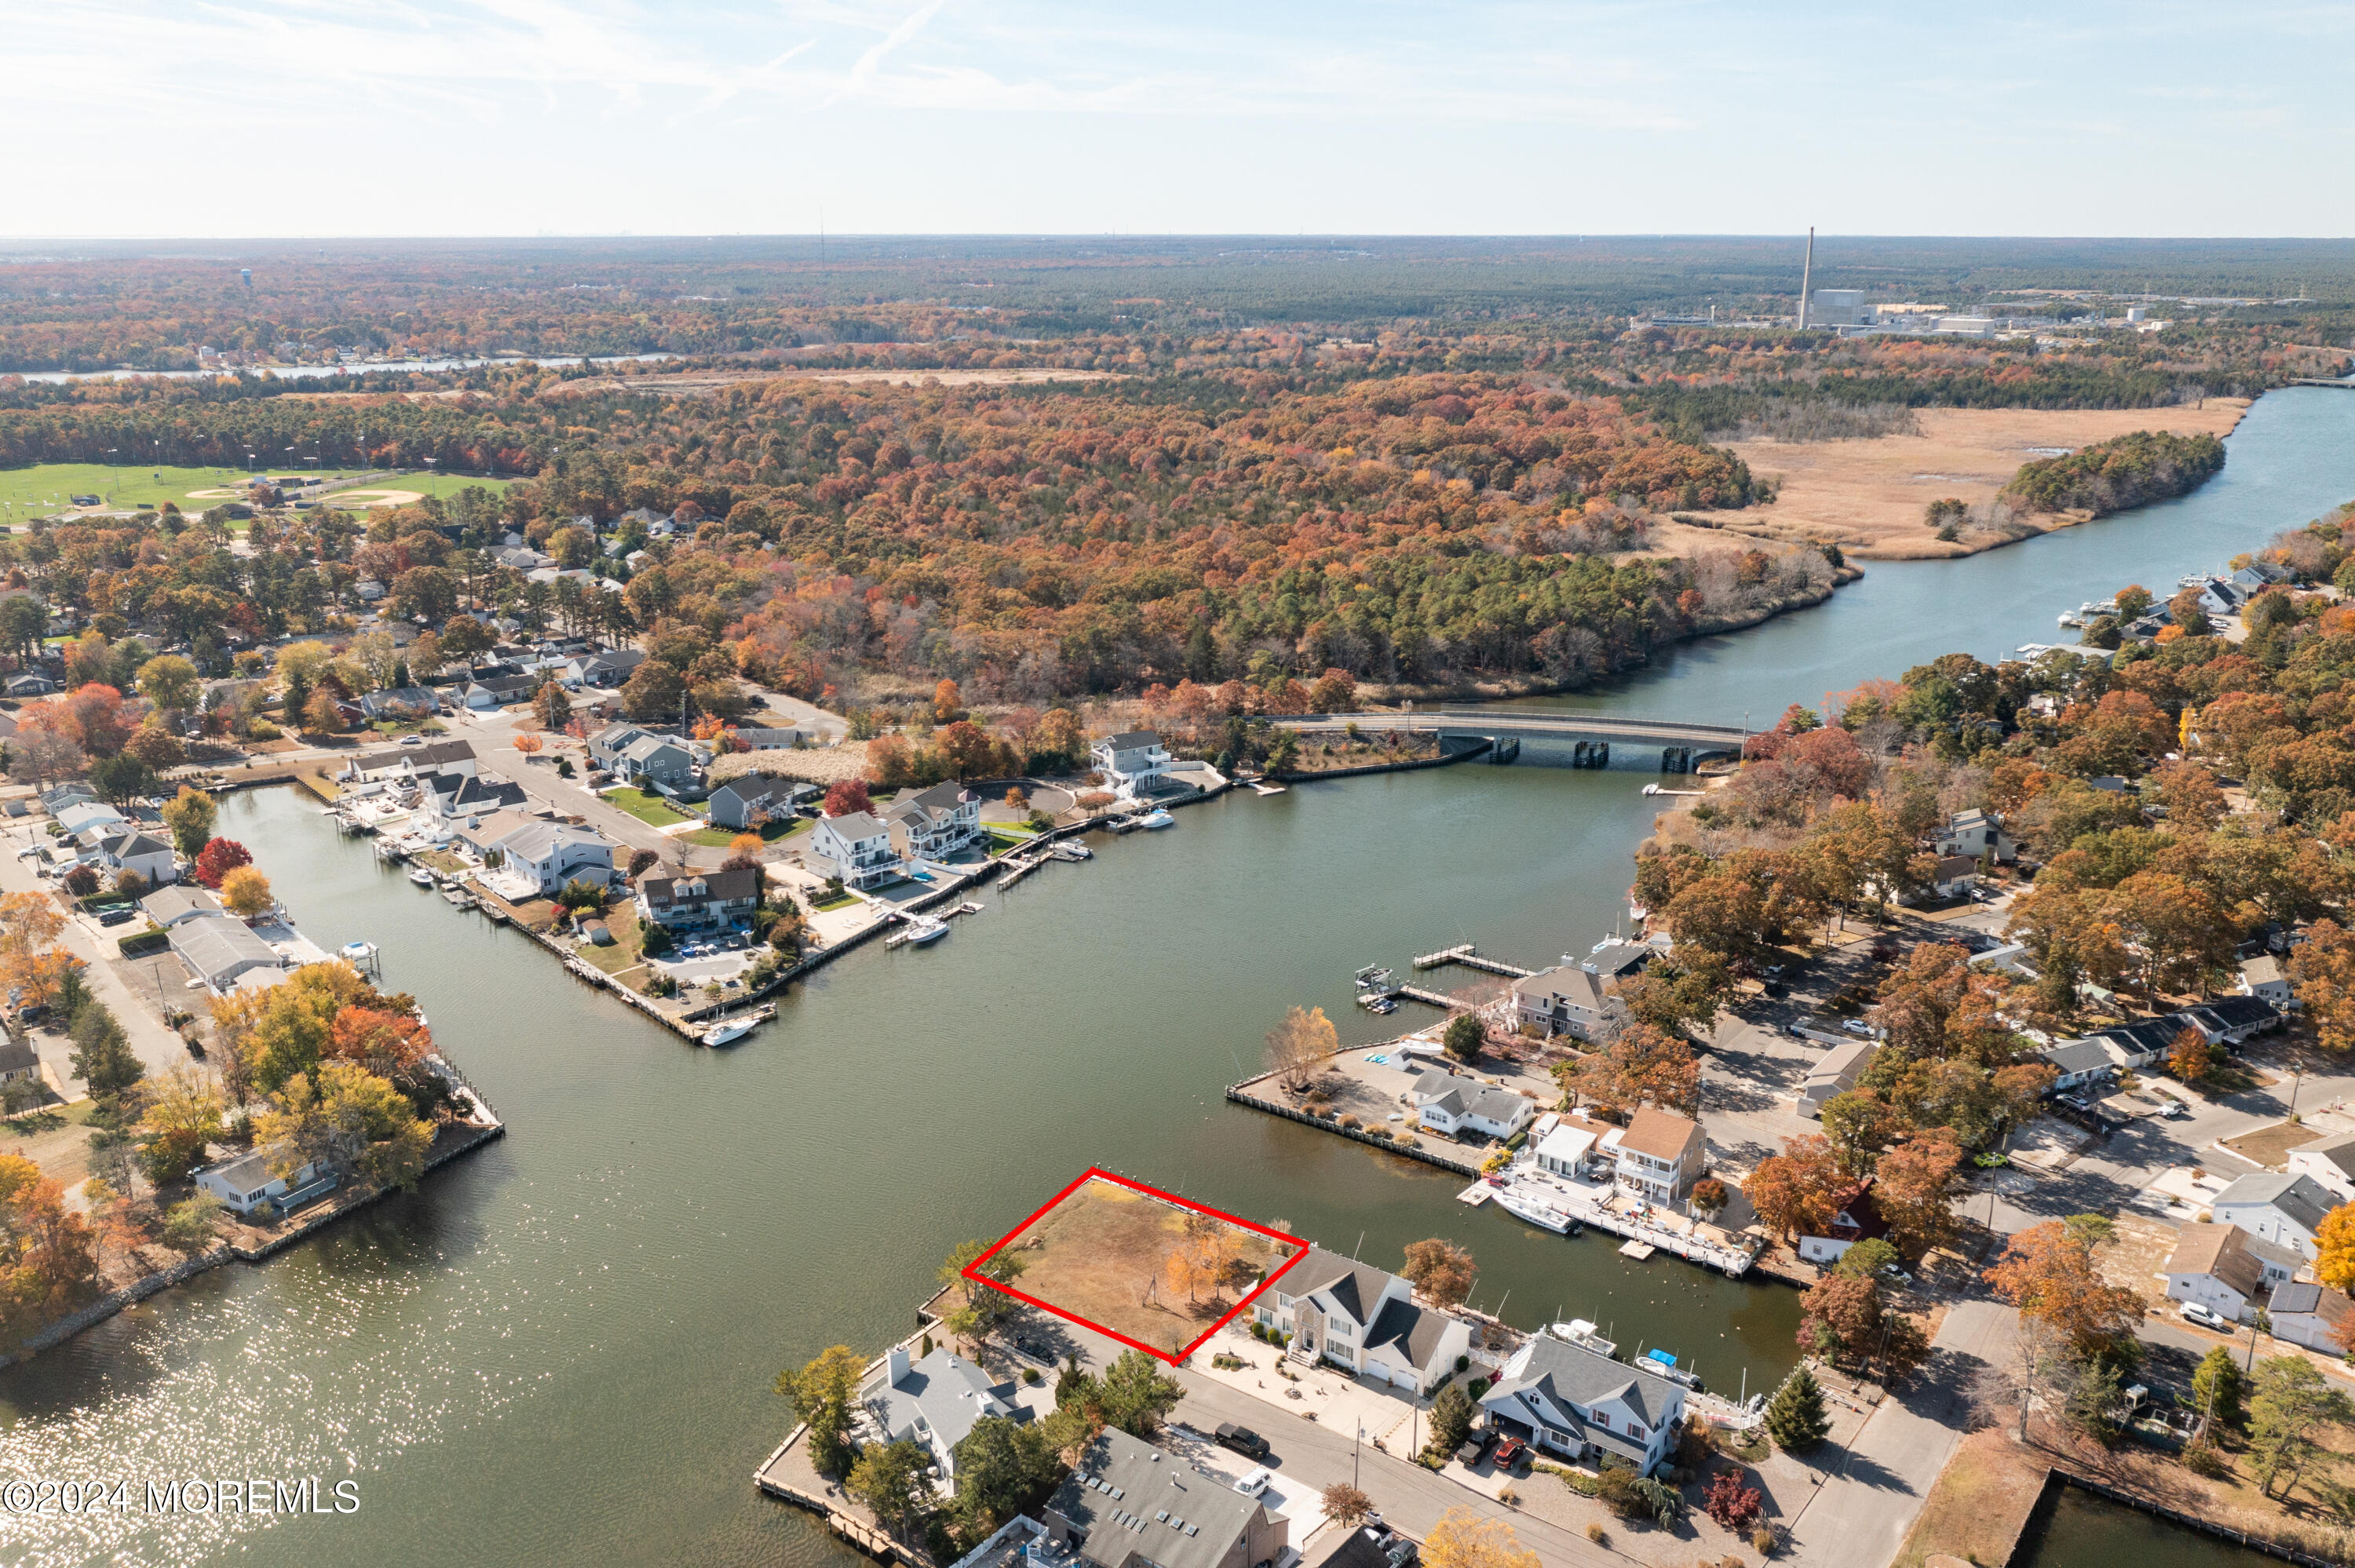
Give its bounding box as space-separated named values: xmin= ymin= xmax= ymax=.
xmin=2222 ymin=1118 xmax=2324 ymax=1169
xmin=1891 ymin=1428 xmax=2050 ymax=1568
xmin=982 ymin=1176 xmax=1298 ymax=1357
xmin=327 ymin=469 xmax=513 ymax=503
xmin=1685 ymin=402 xmax=2251 ymax=560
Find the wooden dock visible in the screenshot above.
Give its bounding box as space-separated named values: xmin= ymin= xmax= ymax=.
xmin=1411 ymin=943 xmax=1533 ymax=979
xmin=1390 ymin=984 xmax=1464 ymax=1010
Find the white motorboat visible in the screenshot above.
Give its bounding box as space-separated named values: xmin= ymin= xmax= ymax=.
xmin=701 ymin=1004 xmax=774 ymax=1047
xmin=1137 ymin=808 xmax=1175 ymax=829
xmin=1057 ymin=841 xmax=1093 ymax=859
xmin=407 ymin=866 xmax=435 ymax=886
xmin=1492 ymin=1185 xmax=1576 ymax=1234
xmin=2056 ymin=612 xmax=2083 ymax=628
xmin=1549 ymin=1319 xmax=1618 ymax=1358
xmin=904 ymin=914 xmax=950 ymax=944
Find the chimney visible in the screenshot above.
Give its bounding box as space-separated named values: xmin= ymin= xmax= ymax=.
xmin=887 ymin=1345 xmax=911 ymax=1384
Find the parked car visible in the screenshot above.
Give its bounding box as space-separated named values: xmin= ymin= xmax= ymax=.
xmin=2181 ymin=1302 xmax=2234 ymax=1332
xmin=1762 ymin=965 xmax=1786 ymax=979
xmin=1454 ymin=1431 xmax=1492 ymax=1466
xmin=1232 ymin=1466 xmax=1272 ymax=1497
xmin=97 ymin=906 xmax=137 ymax=926
xmin=1214 ymin=1423 xmax=1269 ymax=1460
xmin=1492 ymin=1437 xmax=1527 ymax=1469
xmin=1841 ymin=1019 xmax=1875 ymax=1037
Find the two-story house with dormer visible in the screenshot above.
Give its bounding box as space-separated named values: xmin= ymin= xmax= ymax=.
xmin=809 ymin=810 xmax=901 ymax=890
xmin=1250 ymin=1245 xmax=1472 ymax=1396
xmin=885 ymin=781 xmax=984 ymax=862
xmin=1935 ymin=808 xmax=2017 ymax=865
xmin=1481 ymin=1334 xmax=1685 ymax=1476
xmin=1510 ymin=965 xmax=1612 ymax=1041
xmin=1090 ymin=730 xmax=1170 ymax=798
xmin=635 ymin=865 xmax=762 ymax=932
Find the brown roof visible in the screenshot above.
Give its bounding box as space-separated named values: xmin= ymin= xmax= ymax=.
xmin=2164 ymin=1223 xmax=2263 ymax=1299
xmin=1615 ymin=1107 xmax=1702 ymax=1162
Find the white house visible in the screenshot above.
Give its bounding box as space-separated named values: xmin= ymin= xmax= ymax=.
xmin=2288 ymin=1133 xmax=2355 ymax=1205
xmin=194 ymin=1146 xmax=338 ymax=1216
xmin=53 ymin=800 xmax=126 ymax=839
xmin=885 ymin=782 xmax=984 ymax=862
xmin=1253 ymin=1245 xmax=1473 ymax=1395
xmin=2268 ymin=1283 xmax=2353 ymax=1355
xmin=1936 ymin=808 xmax=2017 ymax=864
xmin=2039 ymin=1038 xmax=2116 ymax=1092
xmin=1601 ymin=1107 xmax=1705 ymax=1206
xmin=97 ymin=830 xmax=178 ymax=887
xmin=809 ymin=811 xmax=900 ymax=891
xmin=2240 ymin=955 xmax=2296 ymax=1010
xmin=492 ymin=820 xmax=615 ymax=894
xmin=1410 ymin=1069 xmax=1537 ymax=1141
xmin=2160 ymin=1222 xmax=2302 ymax=1326
xmin=2211 ymin=1172 xmax=2338 ymax=1260
xmin=860 ymin=1345 xmax=1026 ymax=1479
xmin=142 ymin=885 xmax=226 ymax=928
xmin=337 ymin=738 xmax=477 ymax=785
xmin=1089 ymin=730 xmax=1170 ymax=798
xmin=1927 ymin=855 xmax=1980 ymax=899
xmin=1532 ymin=1120 xmax=1601 ymax=1180
xmin=2178 ymin=996 xmax=2285 ymax=1047
xmin=1481 ymin=1334 xmax=1685 ymax=1477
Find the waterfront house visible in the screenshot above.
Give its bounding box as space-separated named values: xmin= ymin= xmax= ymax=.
xmin=1799 ymin=1038 xmax=1877 ymax=1118
xmin=809 ymin=811 xmax=900 ymax=890
xmin=1532 ymin=1119 xmax=1602 ymax=1180
xmin=1253 ymin=1244 xmax=1472 ymax=1395
xmin=2160 ymin=1223 xmax=2291 ymax=1324
xmin=1480 ymin=1333 xmax=1685 ymax=1478
xmin=2287 ymin=1132 xmax=2355 ymax=1204
xmin=618 ymin=734 xmax=697 ymax=789
xmin=195 ymin=1146 xmax=338 ymax=1217
xmin=2211 ymin=1172 xmax=2338 ymax=1260
xmin=338 ymin=738 xmax=478 ymax=784
xmin=1510 ymin=965 xmax=1611 ymax=1041
xmin=1038 ymin=1428 xmax=1288 ymax=1568
xmin=169 ymin=915 xmax=287 ymax=996
xmin=455 ymin=809 xmax=538 ymax=861
xmin=97 ymin=830 xmax=178 ymax=887
xmin=421 ymin=773 xmax=529 ymax=830
xmin=2240 ymin=955 xmax=2296 ymax=1009
xmin=1797 ymin=1180 xmax=1893 ymax=1265
xmin=885 ymin=781 xmax=985 ymax=862
xmin=2038 ymin=1037 xmax=2116 ymax=1092
xmin=1089 ymin=730 xmax=1171 ymax=798
xmin=861 ymin=1345 xmax=1027 ymax=1479
xmin=1584 ymin=939 xmax=1656 ymax=982
xmin=636 ymin=865 xmax=761 ymax=932
xmin=2198 ymin=578 xmax=2253 ymax=619
xmin=1935 ymin=808 xmax=2017 ymax=864
xmin=1409 ymin=1069 xmax=1537 ymax=1142
xmin=142 ymin=885 xmax=226 ymax=928
xmin=2266 ymin=1283 xmax=2353 ymax=1355
xmin=1601 ymin=1108 xmax=1705 ymax=1206
xmin=706 ymin=776 xmax=805 ymax=830
xmin=493 ymin=820 xmax=615 ymax=894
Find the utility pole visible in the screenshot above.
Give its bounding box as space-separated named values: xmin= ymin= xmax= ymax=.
xmin=1797 ymin=228 xmax=1815 ymax=330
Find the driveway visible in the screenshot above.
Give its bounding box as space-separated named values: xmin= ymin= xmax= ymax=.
xmin=1780 ymin=1298 xmax=2018 ymax=1568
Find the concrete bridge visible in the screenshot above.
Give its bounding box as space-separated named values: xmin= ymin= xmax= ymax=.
xmin=1273 ymin=708 xmax=1751 ymax=771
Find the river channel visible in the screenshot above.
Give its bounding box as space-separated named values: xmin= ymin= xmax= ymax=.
xmin=5 ymin=388 xmax=2355 ymax=1567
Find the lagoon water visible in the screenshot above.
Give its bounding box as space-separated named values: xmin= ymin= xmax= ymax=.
xmin=6 ymin=389 xmax=2355 ymax=1566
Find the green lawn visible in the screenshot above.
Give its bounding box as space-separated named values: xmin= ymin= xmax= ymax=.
xmin=0 ymin=461 xmax=257 ymax=520
xmin=983 ymin=827 xmax=1038 ymax=854
xmin=605 ymin=787 xmax=691 ymax=827
xmin=810 ymin=891 xmax=860 ymax=912
xmin=324 ymin=470 xmax=514 ymax=503
xmin=682 ymin=816 xmax=808 ymax=849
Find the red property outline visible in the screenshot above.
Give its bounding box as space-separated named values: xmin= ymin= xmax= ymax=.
xmin=962 ymin=1168 xmax=1310 ymax=1366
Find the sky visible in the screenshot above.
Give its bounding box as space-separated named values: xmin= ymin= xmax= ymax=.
xmin=9 ymin=0 xmax=2353 ymax=238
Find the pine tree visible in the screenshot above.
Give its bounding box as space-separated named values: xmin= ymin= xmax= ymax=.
xmin=1766 ymin=1365 xmax=1831 ymax=1453
xmin=2190 ymin=1345 xmax=2245 ymax=1433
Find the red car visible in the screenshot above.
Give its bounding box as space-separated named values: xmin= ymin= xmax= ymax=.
xmin=1492 ymin=1438 xmax=1527 ymax=1468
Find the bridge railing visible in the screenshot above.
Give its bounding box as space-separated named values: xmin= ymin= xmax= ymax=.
xmin=1279 ymin=709 xmax=1750 ymax=738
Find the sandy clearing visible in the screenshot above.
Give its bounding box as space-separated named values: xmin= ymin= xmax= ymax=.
xmin=323 ymin=487 xmax=425 ymax=507
xmin=1684 ymin=401 xmax=2251 ymax=560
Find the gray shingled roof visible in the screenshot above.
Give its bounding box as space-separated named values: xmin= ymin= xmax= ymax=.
xmin=862 ymin=1348 xmax=1020 ymax=1466
xmin=1482 ymin=1335 xmax=1676 ymax=1464
xmin=1284 ymin=1245 xmax=1399 ymax=1329
xmin=2214 ymin=1172 xmax=2337 ymax=1237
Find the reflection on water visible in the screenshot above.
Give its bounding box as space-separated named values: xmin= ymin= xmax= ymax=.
xmin=2016 ymin=1486 xmax=2276 ymax=1568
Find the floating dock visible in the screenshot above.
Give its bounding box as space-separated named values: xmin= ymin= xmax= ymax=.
xmin=1412 ymin=943 xmax=1532 ymax=979
xmin=1619 ymin=1240 xmax=1656 ymax=1261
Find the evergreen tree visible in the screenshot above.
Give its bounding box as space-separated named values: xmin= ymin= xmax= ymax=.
xmin=1766 ymin=1365 xmax=1831 ymax=1453
xmin=69 ymin=998 xmax=145 ymax=1103
xmin=1426 ymin=1383 xmax=1474 ymax=1457
xmin=2189 ymin=1345 xmax=2246 ymax=1433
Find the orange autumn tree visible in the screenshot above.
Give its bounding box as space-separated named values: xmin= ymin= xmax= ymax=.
xmin=1983 ymin=1218 xmax=2145 ymax=1357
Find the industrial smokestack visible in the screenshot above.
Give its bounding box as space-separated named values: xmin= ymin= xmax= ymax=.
xmin=1797 ymin=228 xmax=1814 ymax=330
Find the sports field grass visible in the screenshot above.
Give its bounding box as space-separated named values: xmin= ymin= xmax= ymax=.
xmin=0 ymin=462 xmax=514 ymax=520
xmin=974 ymin=1174 xmax=1300 ymax=1358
